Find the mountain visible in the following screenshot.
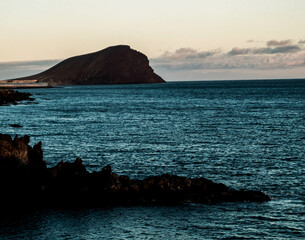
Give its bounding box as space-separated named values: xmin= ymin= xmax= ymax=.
xmin=16 ymin=45 xmax=165 ymax=85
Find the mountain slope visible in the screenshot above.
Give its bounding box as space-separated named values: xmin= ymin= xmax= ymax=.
xmin=17 ymin=45 xmax=165 ymax=85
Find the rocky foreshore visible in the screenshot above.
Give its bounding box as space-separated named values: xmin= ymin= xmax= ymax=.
xmin=0 ymin=134 xmax=270 ymax=211
xmin=0 ymin=88 xmax=33 ymax=106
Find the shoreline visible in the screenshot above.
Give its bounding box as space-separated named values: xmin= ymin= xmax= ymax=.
xmin=0 ymin=80 xmax=50 ymax=89
xmin=0 ymin=134 xmax=271 ymax=212
xmin=0 ymin=88 xmax=33 ymax=106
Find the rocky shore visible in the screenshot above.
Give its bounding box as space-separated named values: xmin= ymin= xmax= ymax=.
xmin=0 ymin=134 xmax=270 ymax=211
xmin=0 ymin=88 xmax=33 ymax=106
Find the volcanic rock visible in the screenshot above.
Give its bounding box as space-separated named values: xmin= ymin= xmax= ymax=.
xmin=0 ymin=134 xmax=271 ymax=211
xmin=0 ymin=134 xmax=45 ymax=169
xmin=16 ymin=45 xmax=165 ymax=85
xmin=0 ymin=88 xmax=33 ymax=106
xmin=10 ymin=124 xmax=23 ymax=128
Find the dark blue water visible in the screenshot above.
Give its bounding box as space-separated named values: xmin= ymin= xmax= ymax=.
xmin=1 ymin=80 xmax=305 ymax=239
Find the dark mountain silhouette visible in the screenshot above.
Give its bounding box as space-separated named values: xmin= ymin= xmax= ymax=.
xmin=17 ymin=45 xmax=165 ymax=85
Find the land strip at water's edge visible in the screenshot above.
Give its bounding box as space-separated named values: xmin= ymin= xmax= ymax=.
xmin=0 ymin=79 xmax=50 ymax=89
xmin=0 ymin=88 xmax=33 ymax=106
xmin=0 ymin=134 xmax=271 ymax=213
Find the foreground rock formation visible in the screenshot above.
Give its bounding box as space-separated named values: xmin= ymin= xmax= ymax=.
xmin=14 ymin=45 xmax=165 ymax=85
xmin=0 ymin=134 xmax=270 ymax=211
xmin=0 ymin=88 xmax=33 ymax=106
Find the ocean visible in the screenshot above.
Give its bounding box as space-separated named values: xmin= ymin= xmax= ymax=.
xmin=0 ymin=80 xmax=304 ymax=239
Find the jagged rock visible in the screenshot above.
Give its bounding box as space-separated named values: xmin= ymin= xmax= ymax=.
xmin=0 ymin=134 xmax=45 ymax=169
xmin=0 ymin=88 xmax=33 ymax=106
xmin=50 ymin=158 xmax=88 ymax=178
xmin=0 ymin=134 xmax=270 ymax=211
xmin=14 ymin=45 xmax=165 ymax=85
xmin=0 ymin=134 xmax=47 ymax=212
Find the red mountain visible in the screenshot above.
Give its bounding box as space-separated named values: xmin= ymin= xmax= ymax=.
xmin=17 ymin=45 xmax=165 ymax=85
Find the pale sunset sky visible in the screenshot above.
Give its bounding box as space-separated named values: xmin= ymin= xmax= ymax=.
xmin=1 ymin=0 xmax=305 ymax=80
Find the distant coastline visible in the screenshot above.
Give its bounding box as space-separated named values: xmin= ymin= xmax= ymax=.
xmin=0 ymin=79 xmax=50 ymax=88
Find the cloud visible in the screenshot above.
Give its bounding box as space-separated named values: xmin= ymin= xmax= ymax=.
xmin=246 ymin=39 xmax=264 ymax=44
xmin=299 ymin=40 xmax=305 ymax=44
xmin=229 ymin=39 xmax=303 ymax=56
xmin=266 ymin=45 xmax=301 ymax=54
xmin=160 ymin=48 xmax=220 ymax=60
xmin=151 ymin=48 xmax=223 ymax=72
xmin=228 ymin=45 xmax=302 ymax=56
xmin=151 ymin=47 xmax=224 ymax=71
xmin=150 ymin=39 xmax=305 ymax=80
xmin=0 ymin=59 xmax=59 ymax=70
xmin=151 ymin=40 xmax=305 ymax=75
xmin=0 ymin=59 xmax=60 ymax=80
xmin=266 ymin=39 xmax=292 ymax=46
xmin=228 ymin=47 xmax=251 ymax=56
xmin=254 ymin=45 xmax=302 ymax=54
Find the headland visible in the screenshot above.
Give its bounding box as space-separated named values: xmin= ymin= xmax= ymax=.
xmin=6 ymin=45 xmax=165 ymax=87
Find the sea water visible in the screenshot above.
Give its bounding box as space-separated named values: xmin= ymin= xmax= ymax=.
xmin=0 ymin=80 xmax=304 ymax=239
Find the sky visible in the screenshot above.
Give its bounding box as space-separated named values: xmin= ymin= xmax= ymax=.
xmin=1 ymin=0 xmax=305 ymax=81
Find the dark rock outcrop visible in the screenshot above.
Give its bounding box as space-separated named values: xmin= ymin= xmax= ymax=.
xmin=16 ymin=45 xmax=165 ymax=85
xmin=0 ymin=88 xmax=33 ymax=106
xmin=10 ymin=124 xmax=23 ymax=128
xmin=0 ymin=134 xmax=270 ymax=211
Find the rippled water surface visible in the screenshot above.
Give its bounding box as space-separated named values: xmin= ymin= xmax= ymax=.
xmin=1 ymin=80 xmax=305 ymax=239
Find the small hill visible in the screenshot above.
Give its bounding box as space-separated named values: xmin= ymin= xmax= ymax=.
xmin=16 ymin=45 xmax=165 ymax=85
